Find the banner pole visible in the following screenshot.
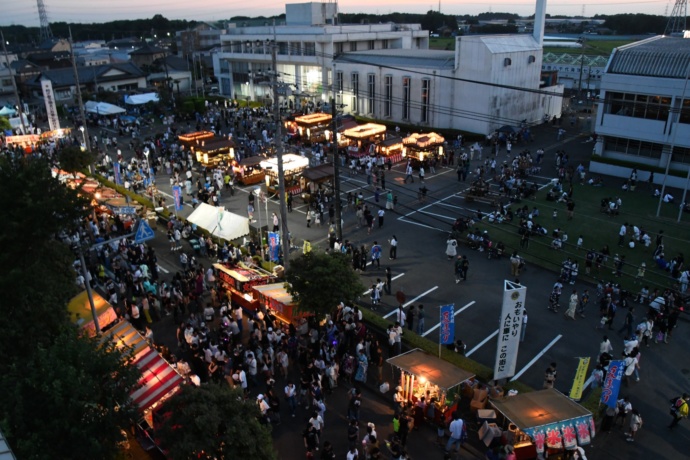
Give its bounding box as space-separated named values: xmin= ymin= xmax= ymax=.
xmin=439 ymin=306 xmax=442 ymax=358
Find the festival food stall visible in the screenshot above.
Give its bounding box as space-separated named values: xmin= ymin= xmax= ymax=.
xmin=261 ymin=153 xmax=310 ymax=196
xmin=300 ymin=164 xmax=334 ymax=202
xmin=403 ymin=132 xmax=445 ymax=168
xmin=213 ymin=262 xmax=276 ymax=311
xmin=488 ymin=389 xmax=596 ymax=459
xmin=285 ymin=113 xmax=332 ymax=144
xmin=68 ymin=291 xmax=118 ymax=337
xmin=387 ymin=349 xmax=475 ymax=426
xmin=3 ymin=134 xmax=40 ymax=153
xmin=234 ymin=155 xmax=266 ymax=185
xmin=376 ymin=136 xmax=404 ymax=163
xmin=190 ymin=137 xmax=236 ymax=167
xmin=104 ymin=320 xmax=184 ymax=426
xmin=252 ymin=282 xmax=310 ymax=325
xmin=341 ymin=123 xmax=387 ymax=159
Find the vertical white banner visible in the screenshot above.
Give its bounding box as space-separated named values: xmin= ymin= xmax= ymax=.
xmin=41 ymin=79 xmax=60 ymax=132
xmin=494 ymin=281 xmax=526 ymax=380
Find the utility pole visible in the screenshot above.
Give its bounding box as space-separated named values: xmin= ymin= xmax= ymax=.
xmin=271 ymin=38 xmax=290 ymax=268
xmin=69 ymin=27 xmax=92 ymax=172
xmin=577 ymin=37 xmax=586 ymax=97
xmin=1 ymin=29 xmax=27 ymax=134
xmin=330 ymin=98 xmax=342 ymax=240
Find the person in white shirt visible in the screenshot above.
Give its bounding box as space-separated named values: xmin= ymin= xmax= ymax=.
xmin=446 ymin=415 xmax=465 ymax=453
xmin=284 ymin=381 xmax=297 ymax=417
xmin=599 ymin=336 xmax=613 ymax=358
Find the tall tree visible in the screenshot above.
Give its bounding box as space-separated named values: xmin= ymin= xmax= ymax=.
xmin=0 ymin=330 xmax=141 ymax=460
xmin=157 ymin=385 xmax=276 ymax=460
xmin=285 ymin=251 xmax=366 ymax=316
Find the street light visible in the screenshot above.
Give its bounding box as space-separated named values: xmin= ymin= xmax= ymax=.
xmin=253 ymin=186 xmax=266 ymax=260
xmin=79 ymin=126 xmax=86 ymax=150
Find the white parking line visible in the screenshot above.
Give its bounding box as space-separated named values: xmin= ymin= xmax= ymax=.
xmin=383 ymin=286 xmax=439 ymax=318
xmin=363 ymin=273 xmax=405 ymax=295
xmin=510 ymin=334 xmax=563 ymax=382
xmin=418 ymin=210 xmax=457 ymax=220
xmin=397 ymin=217 xmax=445 ymax=232
xmin=465 ymin=329 xmax=499 ymax=357
xmin=422 ymin=301 xmax=477 ymax=337
xmin=157 ymin=264 xmax=170 ymax=274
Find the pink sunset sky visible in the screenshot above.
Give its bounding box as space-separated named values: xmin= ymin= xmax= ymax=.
xmin=1 ymin=0 xmax=669 ymax=27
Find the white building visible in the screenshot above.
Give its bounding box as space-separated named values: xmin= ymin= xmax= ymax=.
xmin=333 ymin=0 xmax=563 ymax=135
xmin=542 ymin=52 xmax=608 ymax=92
xmin=211 ymin=2 xmax=428 ymax=103
xmin=593 ymin=36 xmax=690 ymax=182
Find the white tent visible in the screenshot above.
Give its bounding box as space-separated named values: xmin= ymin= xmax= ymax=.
xmin=125 ymin=93 xmax=160 ymax=105
xmin=186 ymin=203 xmax=249 ymax=241
xmin=85 ymin=100 xmax=126 ymax=115
xmin=0 ymin=106 xmax=17 ymax=116
xmin=9 ymin=114 xmax=30 ymax=133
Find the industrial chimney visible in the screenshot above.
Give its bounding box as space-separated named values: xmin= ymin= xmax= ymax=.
xmin=533 ymin=0 xmax=547 ymax=46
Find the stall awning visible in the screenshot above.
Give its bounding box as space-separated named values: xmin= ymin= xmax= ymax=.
xmin=68 ymin=290 xmax=118 ymax=337
xmin=125 ymin=92 xmax=160 ymax=105
xmin=403 ymin=132 xmax=445 ymax=148
xmin=379 ymin=136 xmax=403 ymax=147
xmin=302 ymin=164 xmax=334 ymax=182
xmin=490 ymin=389 xmax=595 ymax=447
xmin=191 ymin=138 xmax=235 ymax=153
xmin=240 ymin=155 xmax=265 ymax=167
xmin=104 ymin=321 xmax=183 ymax=412
xmin=187 ymin=203 xmax=250 ymax=241
xmin=85 ymin=100 xmax=126 ymax=115
xmin=294 ymin=112 xmax=332 ymax=126
xmin=260 ymin=153 xmax=309 ymax=175
xmin=342 ymin=123 xmax=387 ymax=139
xmin=252 ymin=282 xmax=294 ymax=306
xmin=386 ymin=349 xmax=475 ymax=391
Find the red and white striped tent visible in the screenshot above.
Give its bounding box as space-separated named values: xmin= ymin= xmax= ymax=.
xmin=105 ymin=321 xmax=183 ymax=412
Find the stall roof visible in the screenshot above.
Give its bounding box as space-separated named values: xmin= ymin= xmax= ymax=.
xmin=125 ymin=92 xmax=160 ymax=105
xmin=260 ymin=153 xmax=309 ymax=174
xmin=68 ymin=290 xmax=118 ymax=336
xmin=490 ymin=389 xmax=591 ymax=431
xmin=178 ymin=131 xmax=215 ymax=143
xmin=302 ymin=164 xmax=334 ymax=182
xmin=342 ymin=123 xmax=387 ymax=139
xmin=386 ymin=349 xmax=475 ymax=391
xmin=380 ymin=136 xmax=403 ymax=147
xmin=240 ymin=155 xmax=265 ymax=167
xmin=338 ymin=119 xmax=358 ymax=131
xmin=104 ymin=321 xmax=183 ymax=412
xmin=85 ymin=100 xmax=126 ymax=115
xmin=253 ymin=282 xmax=294 ymax=306
xmin=403 ymin=132 xmax=445 ymax=147
xmin=294 ymin=112 xmax=332 ymax=125
xmin=191 ymin=138 xmax=235 ymax=153
xmin=187 ymin=203 xmax=250 ymax=241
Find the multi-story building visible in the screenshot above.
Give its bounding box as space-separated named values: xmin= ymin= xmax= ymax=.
xmin=593 ymin=36 xmax=690 ymax=184
xmin=211 ymin=2 xmax=428 ymax=103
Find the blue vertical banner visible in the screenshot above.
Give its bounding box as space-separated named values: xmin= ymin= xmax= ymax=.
xmin=268 ymin=232 xmax=280 ymax=262
xmin=440 ymin=304 xmax=455 ymax=345
xmin=600 ymin=360 xmax=624 ymax=408
xmin=172 ymin=185 xmax=183 ymax=212
xmin=113 ymin=162 xmax=121 ymax=185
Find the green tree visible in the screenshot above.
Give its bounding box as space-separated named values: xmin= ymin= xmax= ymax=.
xmin=285 ymin=251 xmax=366 ymax=316
xmin=0 ymin=330 xmax=141 ymax=460
xmin=58 ymin=145 xmax=97 ymax=172
xmin=157 ymin=385 xmax=276 ymax=460
xmin=0 ymin=116 xmax=11 ymax=131
xmin=0 ymin=156 xmax=89 ymax=365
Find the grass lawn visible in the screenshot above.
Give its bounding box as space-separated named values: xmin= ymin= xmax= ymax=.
xmin=544 ymin=39 xmax=636 ymax=56
xmin=471 ymin=179 xmax=689 ymax=295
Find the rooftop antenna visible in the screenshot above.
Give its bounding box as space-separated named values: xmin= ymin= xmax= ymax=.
xmin=37 ymin=0 xmax=53 ymax=41
xmin=664 ymin=0 xmax=687 ymax=36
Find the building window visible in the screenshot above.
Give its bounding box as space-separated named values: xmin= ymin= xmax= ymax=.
xmin=278 ymin=42 xmax=288 ymax=55
xmin=382 ymin=40 xmax=389 ymax=49
xmin=304 ymin=42 xmax=316 ymax=56
xmin=528 ymin=55 xmax=536 ymax=64
xmin=605 ymin=91 xmax=671 ymax=121
xmin=421 ymin=78 xmax=430 ymax=123
xmin=604 ymin=135 xmax=663 ymax=159
xmin=384 ymin=75 xmax=392 ymax=118
xmin=352 ymin=72 xmax=359 ymax=113
xmin=335 ymin=42 xmax=343 ymax=54
xmin=402 ymin=76 xmax=411 ymax=120
xmin=672 ymin=145 xmax=690 ymax=165
xmin=350 ymin=41 xmax=357 ymax=52
xmin=290 ymin=43 xmax=302 ymax=56
xmin=368 ymin=40 xmax=375 ymax=50
xmin=367 ymin=74 xmax=376 ymax=115
xmin=504 ymin=58 xmax=512 ymax=66
xmin=336 ymin=71 xmax=343 ymax=93
xmin=680 ymin=98 xmax=690 ymax=124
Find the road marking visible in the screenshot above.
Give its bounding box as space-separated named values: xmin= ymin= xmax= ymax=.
xmin=422 ymin=301 xmax=476 ymax=337
xmin=510 ymin=334 xmax=563 ymax=382
xmin=383 ymin=286 xmax=439 ymax=318
xmin=397 ymin=217 xmax=446 ymax=232
xmin=157 ymin=264 xmax=170 ymax=274
xmin=418 ymin=210 xmax=457 ymax=220
xmin=363 ymin=273 xmax=405 ymax=295
xmin=465 ymin=329 xmax=499 ymax=357
xmin=157 ymin=190 xmax=194 ymax=208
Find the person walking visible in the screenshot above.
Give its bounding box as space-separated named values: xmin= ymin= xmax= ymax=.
xmin=669 ymin=393 xmax=689 ymax=429
xmin=370 ymin=241 xmax=382 ymax=268
xmin=510 ymin=251 xmax=522 ymax=277
xmin=454 ymin=256 xmax=464 ymax=284
xmin=564 ymin=289 xmax=578 ymax=320
xmin=543 ymin=362 xmax=557 ymax=389
xmin=407 ymin=305 xmax=416 ymax=332
xmin=404 ymin=163 xmax=414 ymax=184
xmin=626 ymin=409 xmax=643 ymax=442
xmin=389 ymin=235 xmax=398 ymax=260
xmin=384 ymin=267 xmax=392 ymax=295
xmin=417 ymin=305 xmax=425 ymax=335
xmin=446 ymin=237 xmax=458 ymax=260
xmin=460 ymin=255 xmax=469 ymax=282
xmin=445 ymin=413 xmax=465 ymax=455
xmin=520 ymin=309 xmax=528 ymax=342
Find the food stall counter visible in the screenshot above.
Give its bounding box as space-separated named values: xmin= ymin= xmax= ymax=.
xmin=213 ymin=262 xmax=275 ymax=311
xmin=190 ymin=137 xmax=236 ymax=166
xmin=68 ymin=290 xmax=118 ymax=337
xmin=261 ymin=154 xmax=310 ymax=196
xmin=403 ymin=132 xmax=445 ymax=167
xmin=252 ymin=282 xmax=309 ymax=325
xmin=234 ymin=156 xmax=266 ymax=185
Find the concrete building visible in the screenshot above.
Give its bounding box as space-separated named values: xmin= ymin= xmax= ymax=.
xmin=176 ymin=23 xmax=229 ymax=58
xmin=593 ymin=36 xmax=690 ymax=183
xmin=211 ymin=2 xmax=428 ymax=103
xmin=542 ymin=52 xmax=608 ymax=92
xmin=333 ymin=0 xmax=563 ymax=135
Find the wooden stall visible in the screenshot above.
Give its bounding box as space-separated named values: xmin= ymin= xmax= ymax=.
xmin=190 ymin=137 xmax=236 ymax=167
xmin=376 ymin=136 xmax=404 ymax=163
xmin=284 ymin=113 xmax=332 ymax=144
xmin=233 ymin=155 xmax=266 ymax=185
xmin=341 ymin=123 xmax=387 ymax=159
xmin=403 ymin=132 xmax=445 ymax=168
xmin=261 ymin=153 xmax=310 ymax=196
xmin=300 ymin=164 xmax=334 ymax=202
xmin=213 ymin=262 xmax=275 ymax=312
xmin=252 ymin=282 xmax=310 ymax=325
xmin=68 ymin=291 xmax=119 ymax=337
xmin=178 ymin=130 xmax=215 ymax=146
